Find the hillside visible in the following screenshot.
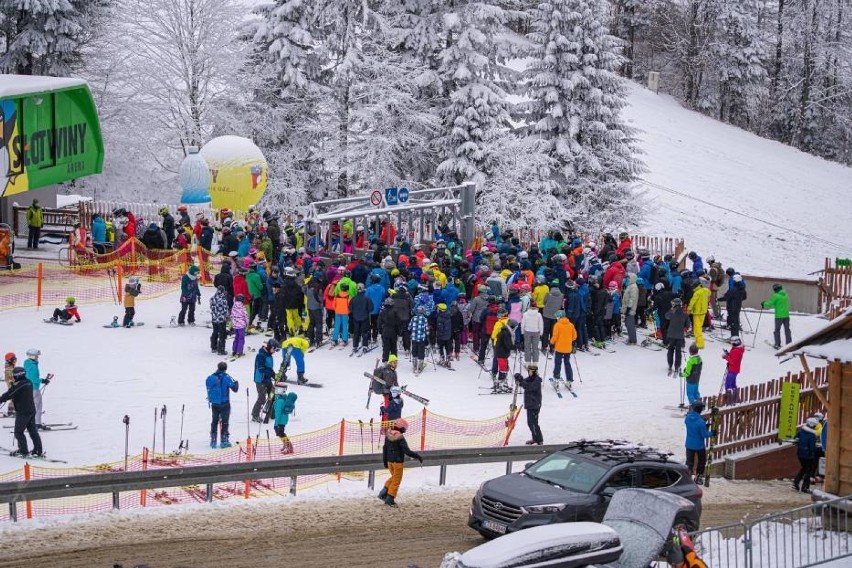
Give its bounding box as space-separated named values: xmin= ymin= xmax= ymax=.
xmin=624 ymin=82 xmax=852 ymax=278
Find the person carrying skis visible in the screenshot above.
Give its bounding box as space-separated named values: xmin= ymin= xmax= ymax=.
xmin=515 ymin=363 xmax=543 ymax=445
xmin=251 ymin=339 xmax=279 ymax=422
xmin=121 ymin=276 xmax=141 ymax=327
xmin=666 ymin=298 xmax=689 ymax=376
xmin=684 ymin=400 xmax=715 ymax=485
xmin=681 ymin=343 xmax=703 ymax=405
xmin=373 ymin=355 xmax=399 ymax=417
xmin=550 ymin=310 xmax=577 ymax=387
xmin=23 ymin=348 xmax=52 ymax=430
xmin=687 ymin=278 xmax=710 ymax=349
xmin=230 ymin=294 xmax=249 ymax=357
xmin=273 ymin=386 xmax=298 ymax=453
xmin=793 ymin=417 xmax=818 ymax=493
xmin=722 ymin=337 xmax=745 ymax=404
xmin=50 ymin=296 xmax=81 ymax=323
xmin=763 ymin=283 xmax=792 ymax=349
xmin=3 ymin=353 xmax=16 ymax=416
xmin=378 ymin=417 xmax=423 ymax=507
xmin=178 ymin=265 xmax=201 ymax=326
xmin=206 ymin=361 xmax=239 ymax=449
xmin=279 ymin=335 xmax=310 ymax=385
xmin=0 ymin=367 xmax=44 ymax=457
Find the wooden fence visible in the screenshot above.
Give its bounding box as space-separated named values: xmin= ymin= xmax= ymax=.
xmin=823 ymin=258 xmax=852 ymax=320
xmin=701 ymin=366 xmax=828 ymax=460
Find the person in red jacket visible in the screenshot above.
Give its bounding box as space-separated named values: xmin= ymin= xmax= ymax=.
xmin=124 ymin=211 xmax=137 ymax=241
xmin=615 ymin=231 xmax=632 ymax=259
xmin=722 ymin=337 xmax=745 ymax=404
xmin=233 ymin=267 xmax=250 ymax=308
xmin=603 ymin=258 xmax=626 ymax=291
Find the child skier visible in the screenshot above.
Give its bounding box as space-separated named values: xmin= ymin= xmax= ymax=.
xmin=409 ymin=306 xmax=428 ymax=374
xmin=230 ymin=294 xmax=248 ymax=358
xmin=50 ymin=297 xmax=81 ymax=323
xmin=279 ymin=335 xmax=310 ymax=385
xmin=123 ymin=276 xmax=141 ymax=327
xmin=273 ymin=385 xmax=298 ymax=453
xmin=722 ymin=337 xmax=745 ymax=404
xmin=378 ymin=417 xmax=423 ymax=507
xmin=380 ymin=386 xmax=404 ymax=426
xmin=681 ymin=343 xmax=703 ymax=404
xmin=205 ymin=361 xmax=239 ymax=448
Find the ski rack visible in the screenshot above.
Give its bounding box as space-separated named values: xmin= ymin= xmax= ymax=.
xmin=559 ymin=439 xmax=675 ymax=464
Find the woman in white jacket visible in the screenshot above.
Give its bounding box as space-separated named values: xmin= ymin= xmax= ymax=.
xmin=521 ymin=305 xmax=544 ymax=364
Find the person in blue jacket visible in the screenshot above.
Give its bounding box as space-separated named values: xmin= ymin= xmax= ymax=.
xmin=236 ymin=231 xmax=251 ymax=258
xmin=369 ymin=265 xmax=390 ymax=290
xmin=206 ymin=361 xmax=239 ymax=448
xmin=684 ymin=400 xmax=715 ymax=484
xmin=443 ymin=280 xmax=460 ymax=307
xmin=688 ymin=251 xmax=704 ymax=277
xmin=793 ymin=417 xmax=818 ymax=493
xmin=366 ymin=274 xmax=386 ymax=344
xmin=381 ymin=386 xmax=404 ymax=422
xmin=251 ymin=339 xmax=279 ymax=422
xmin=91 ymin=214 xmax=107 ymax=251
xmin=575 ymin=278 xmax=591 ymax=350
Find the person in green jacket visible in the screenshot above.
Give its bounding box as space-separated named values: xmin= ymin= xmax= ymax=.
xmin=334 ymin=270 xmax=358 ymax=298
xmin=25 ymin=199 xmax=43 ymax=249
xmin=762 ymin=283 xmax=791 ymax=349
xmin=246 ymin=262 xmax=264 ymax=328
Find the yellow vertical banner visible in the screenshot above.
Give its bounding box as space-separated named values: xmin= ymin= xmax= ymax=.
xmin=779 ymin=382 xmax=801 ymax=440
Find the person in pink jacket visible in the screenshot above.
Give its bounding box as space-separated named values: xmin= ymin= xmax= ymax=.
xmin=230 ymin=294 xmax=249 ymax=357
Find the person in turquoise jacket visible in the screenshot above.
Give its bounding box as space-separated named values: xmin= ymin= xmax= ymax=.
xmin=273 ymin=387 xmax=298 ymax=453
xmin=762 ymin=283 xmax=791 ymax=349
xmin=23 ymin=348 xmax=52 ymax=430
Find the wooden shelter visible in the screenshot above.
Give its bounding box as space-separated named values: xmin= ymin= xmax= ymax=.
xmin=777 ymin=308 xmax=852 ymax=496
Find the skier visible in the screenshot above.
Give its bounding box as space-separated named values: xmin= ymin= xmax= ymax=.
xmin=793 ymin=417 xmax=818 ymax=493
xmin=209 ymin=286 xmax=230 ymax=356
xmin=50 ymin=296 xmax=81 ymax=323
xmin=230 ymin=294 xmax=248 ymax=358
xmin=684 ymin=400 xmax=715 ymax=485
xmin=550 ymin=311 xmax=577 ymax=387
xmin=205 ymin=361 xmax=239 ymax=448
xmin=272 ymin=387 xmax=298 ymax=453
xmin=515 ymin=363 xmax=543 ymax=445
xmin=373 ymin=355 xmax=399 ymax=416
xmin=521 ymin=303 xmax=544 ymax=364
xmin=681 ymin=343 xmax=703 ymax=405
xmin=492 ymin=318 xmax=516 ymax=394
xmin=409 ymin=306 xmax=428 ymax=374
xmin=331 ymin=289 xmax=350 ymax=347
xmin=762 ymin=283 xmax=792 ymax=348
xmin=251 ymin=339 xmax=279 ymax=422
xmin=123 ymin=276 xmax=141 ymax=327
xmin=279 ymin=335 xmax=310 ymax=384
xmin=349 ymin=283 xmax=373 ymax=355
xmin=687 ymin=279 xmax=710 ymax=349
xmin=541 ymin=281 xmax=563 ymax=352
xmin=721 ymin=273 xmax=746 ymax=338
xmin=159 ymin=207 xmax=176 ymax=249
xmin=622 ymin=273 xmax=638 ymax=344
xmin=378 ymin=417 xmax=423 ymax=507
xmin=688 ymin=251 xmax=704 ymax=278
xmin=23 ymin=348 xmax=52 ymax=430
xmin=378 ymin=297 xmax=400 ymax=363
xmin=722 ymin=337 xmax=745 ymax=404
xmin=281 ymin=266 xmax=305 ymax=336
xmin=0 ymin=367 xmax=44 ymax=457
xmin=178 ymin=265 xmax=200 ymax=326
xmin=435 ymin=303 xmax=453 ymax=367
xmin=3 ymin=352 xmax=16 ymax=416
xmin=666 ymin=298 xmax=689 ymax=376
xmin=380 ymin=386 xmax=404 ymax=425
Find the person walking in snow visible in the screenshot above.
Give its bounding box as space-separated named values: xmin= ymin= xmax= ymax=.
xmin=763 ymin=283 xmax=792 ymax=349
xmin=178 ymin=265 xmax=201 ymax=326
xmin=515 ymin=363 xmax=543 ymax=445
xmin=378 ymin=417 xmax=423 ymax=507
xmin=793 ymin=417 xmax=818 ymax=493
xmin=684 ymin=400 xmax=715 ymax=485
xmin=0 ymin=366 xmax=44 ymax=457
xmin=206 ymin=361 xmax=239 ymax=448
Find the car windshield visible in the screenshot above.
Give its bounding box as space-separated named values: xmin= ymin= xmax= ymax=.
xmin=526 ymin=452 xmax=609 ymax=492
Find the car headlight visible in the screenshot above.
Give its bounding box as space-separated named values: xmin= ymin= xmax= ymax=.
xmin=521 ymin=503 xmax=568 ymax=514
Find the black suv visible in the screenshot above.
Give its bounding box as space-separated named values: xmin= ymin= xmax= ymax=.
xmin=469 ymin=440 xmax=703 ymax=539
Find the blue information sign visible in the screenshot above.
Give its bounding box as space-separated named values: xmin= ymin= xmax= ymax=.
xmin=397 ymin=187 xmax=409 ymax=204
xmin=385 ymin=187 xmax=398 ymax=206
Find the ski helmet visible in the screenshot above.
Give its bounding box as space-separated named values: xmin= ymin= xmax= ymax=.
xmin=388 ymin=354 xmax=399 ymax=364
xmin=527 ymin=363 xmax=538 ymax=372
xmin=4 ymin=352 xmax=15 ymax=362
xmin=654 ymin=282 xmax=664 ymax=291
xmin=266 ymin=338 xmax=281 ymax=350
xmin=730 ymin=336 xmax=742 ymax=346
xmin=393 ymin=418 xmax=409 ymax=430
xmin=814 ymin=412 xmax=825 ymax=421
xmin=773 ymin=283 xmax=782 ymax=292
xmin=235 ymin=294 xmax=245 ymax=303
xmin=275 ymin=385 xmax=287 ymax=396
xmin=691 ymin=400 xmax=706 ymax=413
xmin=725 ymin=267 xmax=735 ymax=276
xmin=66 ymin=296 xmax=76 ymax=305
xmin=217 ymin=362 xmax=228 ymax=372
xmin=688 ymin=251 xmax=697 ymax=260
xmin=26 ymin=348 xmax=40 ymax=358
xmin=806 ymin=417 xmax=818 ymax=428
xmin=507 ymin=318 xmax=520 ymax=329
xmin=12 ymin=367 xmax=26 ymax=380
xmin=672 ymin=298 xmax=683 ymax=306
xmin=390 ymin=386 xmax=402 ymax=397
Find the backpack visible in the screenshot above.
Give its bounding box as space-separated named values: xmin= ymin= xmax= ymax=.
xmin=484 ymin=307 xmax=499 ymax=335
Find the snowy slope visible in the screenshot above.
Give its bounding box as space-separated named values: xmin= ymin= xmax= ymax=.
xmin=623 ymin=82 xmax=852 ymax=278
xmin=0 ymin=295 xmax=825 ymax=472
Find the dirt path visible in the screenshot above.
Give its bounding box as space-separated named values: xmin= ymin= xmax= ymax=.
xmin=0 ymin=481 xmax=813 ymax=568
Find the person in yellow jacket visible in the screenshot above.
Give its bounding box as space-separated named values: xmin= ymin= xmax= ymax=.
xmin=279 ymin=335 xmax=310 ymax=384
xmin=688 ymin=279 xmax=711 ymax=349
xmin=550 ymin=311 xmax=577 ymax=384
xmin=25 ymin=199 xmax=43 ymax=249
xmin=532 ymin=276 xmax=549 ymax=309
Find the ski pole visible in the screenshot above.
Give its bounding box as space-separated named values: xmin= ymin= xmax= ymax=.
xmin=573 ymin=352 xmax=583 ymax=384
xmin=160 ymin=405 xmax=167 ymax=458
xmin=152 ymin=407 xmax=157 ymax=454
xmin=750 ymin=309 xmax=764 ymax=349
xmin=369 ymin=417 xmax=374 ymax=453
xmin=178 ymin=404 xmax=185 ymax=453
xmin=123 ymin=415 xmax=130 ymax=471
xmin=542 ymin=349 xmax=551 ymax=380
xmin=246 ymin=387 xmax=250 ymax=439
xmin=359 ymin=419 xmax=364 ymax=454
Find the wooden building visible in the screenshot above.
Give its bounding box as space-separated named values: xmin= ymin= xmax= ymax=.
xmin=777 ymin=308 xmax=852 ymax=496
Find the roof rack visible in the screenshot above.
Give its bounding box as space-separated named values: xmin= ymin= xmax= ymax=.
xmin=561 ymin=439 xmax=674 ymax=464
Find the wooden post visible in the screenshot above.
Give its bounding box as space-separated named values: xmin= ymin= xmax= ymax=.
xmin=140 ymin=447 xmax=148 ymax=506
xmin=23 ymin=464 xmax=32 ymax=519
xmin=35 ymin=263 xmax=43 ymax=308
xmin=824 ymin=362 xmax=842 ymax=494
xmin=799 ymin=355 xmax=829 ymax=408
xmin=419 ymin=408 xmax=427 ymax=451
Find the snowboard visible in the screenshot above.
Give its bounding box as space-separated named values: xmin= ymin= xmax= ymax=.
xmin=103 ymin=322 xmax=145 ymax=328
xmin=43 ymin=319 xmax=73 ymax=326
xmin=277 ymin=377 xmax=323 ymax=388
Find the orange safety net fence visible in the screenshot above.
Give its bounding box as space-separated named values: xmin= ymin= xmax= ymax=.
xmin=0 ymin=238 xmax=221 ymax=312
xmin=2 ymin=408 xmax=521 ymax=522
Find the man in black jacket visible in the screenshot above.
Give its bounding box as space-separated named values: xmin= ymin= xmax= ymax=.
xmin=266 ymin=216 xmax=281 ymax=261
xmin=0 ymin=367 xmax=43 ymax=457
xmin=160 ymin=207 xmax=176 ymax=249
xmin=665 ymin=298 xmax=690 ymax=378
xmin=349 ymin=284 xmax=373 ymax=355
xmin=516 ymin=363 xmax=543 ymax=445
xmin=493 ymin=319 xmax=516 ymax=393
xmin=652 ymin=282 xmax=674 ymax=345
xmin=392 ymin=285 xmax=412 ymax=353
xmin=378 ymin=297 xmax=400 ymax=362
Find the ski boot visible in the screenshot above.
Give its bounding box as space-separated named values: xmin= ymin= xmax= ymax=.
xmin=30 ymin=450 xmax=45 ymax=458
xmin=210 ymin=436 xmax=218 ymax=449
xmin=491 ymin=374 xmax=500 ymax=394
xmin=362 ymin=346 xmax=369 ymax=355
xmin=498 ymin=372 xmax=511 ymax=393
xmin=297 ymin=373 xmax=308 ymax=385
xmin=219 ymin=437 xmax=232 ymax=449
xmin=9 ymin=449 xmax=28 ymax=457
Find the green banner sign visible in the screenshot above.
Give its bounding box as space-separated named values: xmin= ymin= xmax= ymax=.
xmin=1 ymin=84 xmax=104 ymax=197
xmin=778 ymin=381 xmax=801 ymax=440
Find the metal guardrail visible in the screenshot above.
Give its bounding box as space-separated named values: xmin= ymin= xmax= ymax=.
xmin=0 ymin=444 xmax=564 ymax=522
xmin=692 ymin=492 xmax=852 ymax=568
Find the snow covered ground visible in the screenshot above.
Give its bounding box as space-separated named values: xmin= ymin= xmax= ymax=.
xmin=623 ymin=82 xmax=852 ymax=279
xmin=0 ymin=293 xmax=826 ymax=472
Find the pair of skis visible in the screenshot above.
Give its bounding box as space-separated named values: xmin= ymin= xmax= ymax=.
xmin=3 ymin=422 xmax=76 ymax=431
xmin=548 ymin=377 xmax=578 ymax=399
xmin=363 ymin=371 xmax=430 ymax=406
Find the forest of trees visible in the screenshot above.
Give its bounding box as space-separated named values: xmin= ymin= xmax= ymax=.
xmin=0 ymin=1 xmax=849 ymax=232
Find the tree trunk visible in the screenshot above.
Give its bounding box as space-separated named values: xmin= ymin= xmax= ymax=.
xmin=625 ymin=7 xmax=636 ymax=79
xmin=770 ymin=0 xmax=784 ymax=101
xmin=685 ymin=0 xmax=700 ymax=105
xmin=337 ymin=83 xmax=350 ymax=198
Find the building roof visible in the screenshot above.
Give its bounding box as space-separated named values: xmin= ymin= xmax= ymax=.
xmin=776 ymin=308 xmax=852 ymax=363
xmin=0 ymin=75 xmax=88 ymax=99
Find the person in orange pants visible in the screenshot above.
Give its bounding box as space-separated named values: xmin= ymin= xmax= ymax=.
xmin=688 ymin=279 xmax=711 ymax=349
xmin=377 ymin=418 xmax=423 ymax=507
